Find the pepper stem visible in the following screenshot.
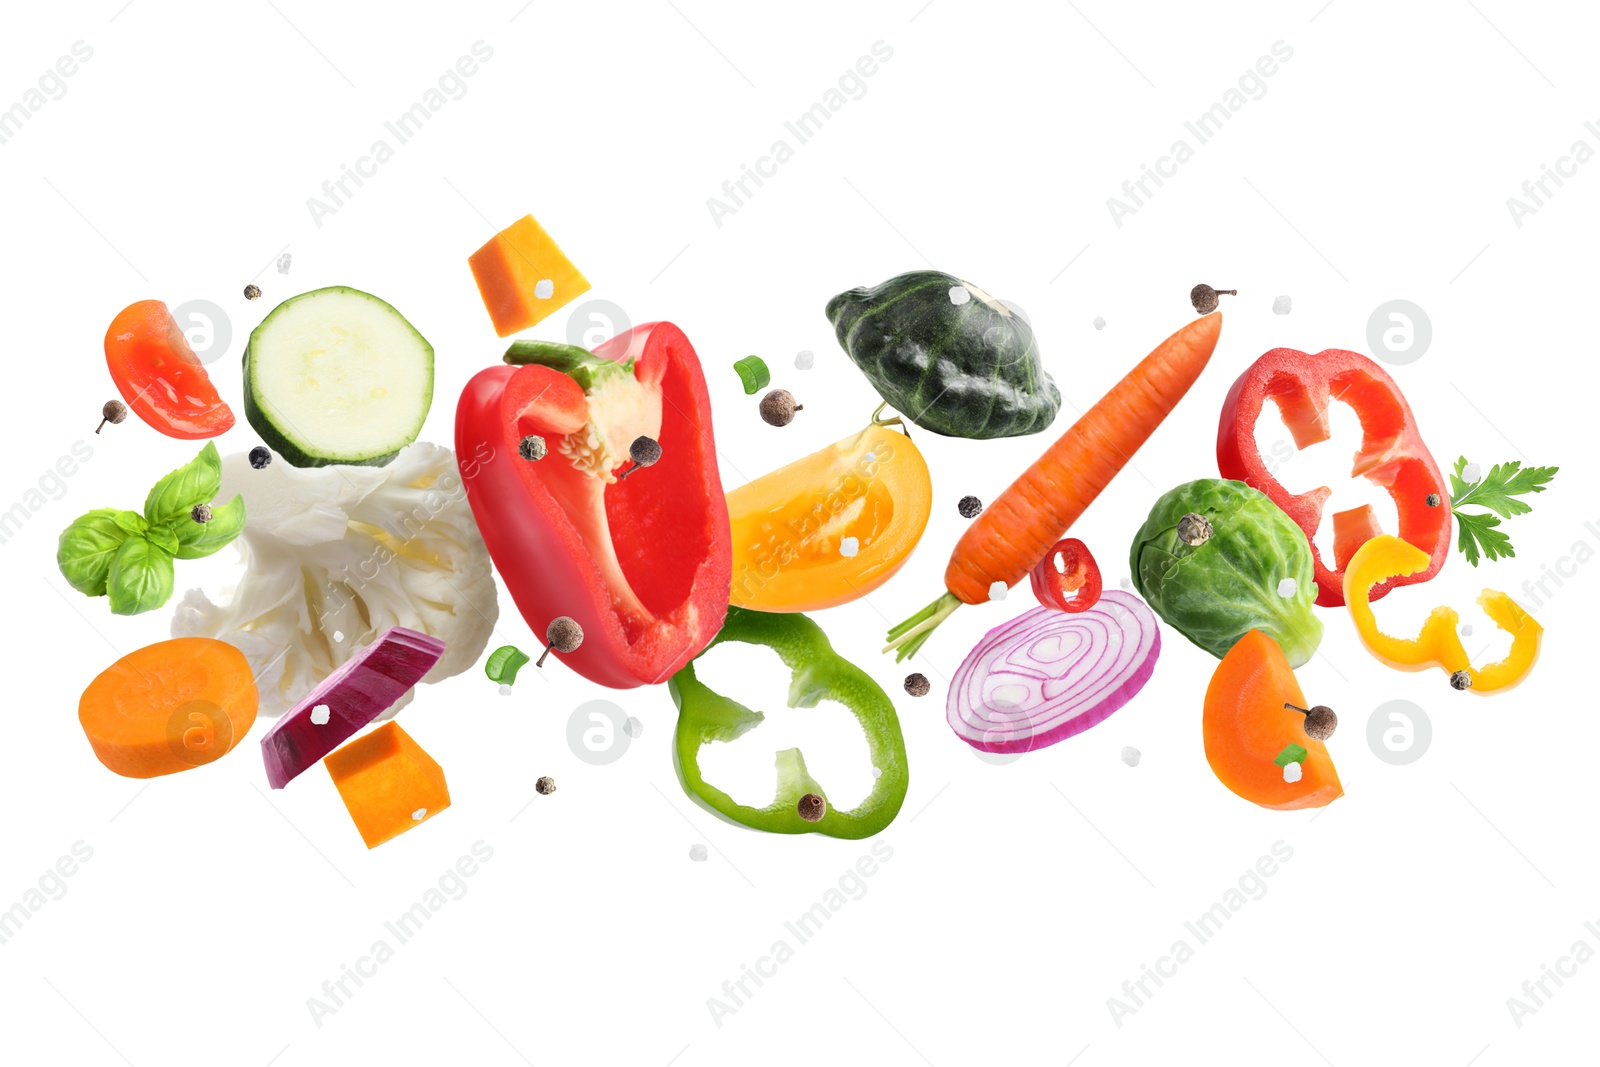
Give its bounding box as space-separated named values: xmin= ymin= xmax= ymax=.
xmin=1283 ymin=702 xmax=1309 ymax=714
xmin=537 ymin=643 xmax=555 ymax=667
xmin=95 ymin=419 xmax=108 ymax=434
xmin=883 ymin=592 xmax=962 ymax=662
xmin=870 ymin=401 xmax=911 ymax=437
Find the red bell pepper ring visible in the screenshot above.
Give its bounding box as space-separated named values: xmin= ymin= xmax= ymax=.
xmin=1216 ymin=348 xmax=1450 ymax=607
xmin=456 ymin=322 xmax=732 ymax=688
xmin=1029 ymin=538 xmax=1102 ymax=613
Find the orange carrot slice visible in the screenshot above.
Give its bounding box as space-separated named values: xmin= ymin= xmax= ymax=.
xmin=78 ymin=637 xmax=258 ymax=778
xmin=1203 ymin=629 xmax=1342 ymax=810
xmin=324 ymin=722 xmax=450 ymax=849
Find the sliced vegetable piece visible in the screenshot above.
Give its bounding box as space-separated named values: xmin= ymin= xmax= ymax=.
xmin=78 ymin=638 xmax=258 ymax=778
xmin=1343 ymin=534 xmax=1542 ymax=693
xmin=1217 ymin=347 xmax=1450 ymax=606
xmin=1029 ymin=537 xmax=1102 ymax=613
xmin=667 ymin=606 xmax=908 ymax=838
xmin=260 ymin=627 xmax=446 ymax=788
xmin=484 ymin=645 xmax=531 ymax=685
xmin=468 ymin=214 xmax=590 ymax=337
xmin=732 ymin=356 xmax=771 ymax=394
xmin=457 ymin=322 xmax=732 ymax=688
xmin=104 ymin=300 xmax=235 ymax=439
xmin=324 ymin=721 xmax=450 ymax=848
xmin=243 ymin=287 xmax=434 ymax=468
xmin=946 ymin=590 xmax=1160 ymax=753
xmin=1273 ymin=743 xmax=1308 ymax=767
xmin=1332 ymin=504 xmax=1383 ymax=572
xmin=727 ymin=422 xmax=932 ymax=612
xmin=1203 ymin=629 xmax=1341 ymax=810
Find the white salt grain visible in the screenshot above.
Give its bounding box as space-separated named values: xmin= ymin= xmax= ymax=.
xmin=689 ymin=844 xmax=709 ymax=862
xmin=1093 ymin=316 xmax=1106 ymax=331
xmin=1283 ymin=762 xmax=1303 ymax=783
xmin=534 ymin=279 xmax=555 ymax=299
xmin=310 ymin=704 xmax=331 ymax=725
xmin=988 ymin=581 xmax=1008 ymax=601
xmin=624 ymin=716 xmax=644 ymax=738
xmin=840 ymin=537 xmax=860 ymax=557
xmin=1277 ymin=577 xmax=1297 ymax=598
xmin=1273 ymin=295 xmax=1292 ymax=315
xmin=949 ymin=286 xmax=971 ymax=305
xmin=795 ymin=350 xmax=815 ymax=370
xmin=1121 ymin=746 xmax=1141 ymax=767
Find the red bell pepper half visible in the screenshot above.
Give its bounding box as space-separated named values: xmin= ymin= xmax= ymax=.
xmin=1216 ymin=347 xmax=1450 ymax=607
xmin=456 ymin=322 xmax=732 ymax=688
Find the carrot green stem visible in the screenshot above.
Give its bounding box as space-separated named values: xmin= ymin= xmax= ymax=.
xmin=883 ymin=592 xmax=962 ymax=662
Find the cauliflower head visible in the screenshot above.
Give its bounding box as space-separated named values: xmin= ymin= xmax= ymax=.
xmin=172 ymin=442 xmax=498 ymax=718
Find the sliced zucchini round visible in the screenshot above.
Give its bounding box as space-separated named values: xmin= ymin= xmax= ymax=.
xmin=243 ymin=286 xmax=433 ymax=467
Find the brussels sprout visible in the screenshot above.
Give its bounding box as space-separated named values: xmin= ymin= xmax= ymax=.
xmin=1129 ymin=479 xmax=1322 ymax=667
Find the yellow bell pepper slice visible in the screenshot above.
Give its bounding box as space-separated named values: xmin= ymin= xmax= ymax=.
xmin=727 ymin=423 xmax=931 ymax=612
xmin=1343 ymin=535 xmax=1541 ymax=693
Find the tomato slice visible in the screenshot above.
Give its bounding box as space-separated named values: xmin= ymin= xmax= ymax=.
xmin=104 ymin=300 xmax=234 ymax=439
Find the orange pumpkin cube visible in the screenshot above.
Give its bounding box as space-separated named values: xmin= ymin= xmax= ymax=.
xmin=467 ymin=214 xmax=590 ymax=337
xmin=324 ymin=722 xmax=450 ymax=848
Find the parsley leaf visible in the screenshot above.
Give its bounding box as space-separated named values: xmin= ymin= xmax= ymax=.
xmin=1450 ymin=456 xmax=1558 ymax=566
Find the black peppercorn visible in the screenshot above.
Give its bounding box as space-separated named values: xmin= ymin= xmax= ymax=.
xmin=249 ymin=446 xmax=272 ymax=469
xmin=244 ymin=284 xmax=262 ymax=300
xmin=535 ymin=776 xmax=557 ymax=795
xmin=97 ymin=400 xmax=127 ymax=434
xmin=618 ymin=436 xmax=661 ymax=480
xmin=1177 ymin=512 xmax=1213 ymax=546
xmin=519 ymin=435 xmax=548 ymax=462
xmin=797 ymin=793 xmax=826 ymax=822
xmin=958 ymin=496 xmax=983 ymax=519
xmin=904 ymin=673 xmax=931 ymax=698
xmin=1190 ymin=284 xmax=1236 ymax=314
xmin=759 ymin=389 xmax=802 ymax=427
xmin=190 ymin=504 xmax=213 ymax=524
xmin=538 ymin=616 xmax=584 ymax=666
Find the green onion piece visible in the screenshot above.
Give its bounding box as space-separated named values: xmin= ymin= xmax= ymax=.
xmin=485 ymin=645 xmax=531 ymax=685
xmin=1273 ymin=742 xmax=1308 ymax=767
xmin=733 ymin=355 xmax=771 ymax=395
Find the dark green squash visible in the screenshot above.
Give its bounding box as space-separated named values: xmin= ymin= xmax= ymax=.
xmin=825 ymin=270 xmax=1060 ymax=439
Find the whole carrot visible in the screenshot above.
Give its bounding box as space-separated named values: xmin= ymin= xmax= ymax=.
xmin=885 ymin=312 xmax=1224 ymax=660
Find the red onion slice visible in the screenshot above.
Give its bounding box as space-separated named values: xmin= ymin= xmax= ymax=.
xmin=261 ymin=626 xmax=446 ymax=788
xmin=947 ymin=590 xmax=1160 ymax=753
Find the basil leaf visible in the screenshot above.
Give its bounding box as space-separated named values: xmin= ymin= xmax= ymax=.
xmin=107 ymin=536 xmax=175 ymax=616
xmin=112 ymin=510 xmax=149 ymax=536
xmin=173 ymin=493 xmax=245 ymax=559
xmin=144 ymin=442 xmax=222 ymax=526
xmin=57 ymin=509 xmax=130 ymax=596
xmin=145 ymin=524 xmax=181 ymax=556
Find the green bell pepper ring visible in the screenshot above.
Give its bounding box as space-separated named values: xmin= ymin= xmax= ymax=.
xmin=667 ymin=606 xmax=910 ymax=839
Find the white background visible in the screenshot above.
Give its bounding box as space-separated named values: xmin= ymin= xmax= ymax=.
xmin=2 ymin=1 xmax=1595 ymax=1064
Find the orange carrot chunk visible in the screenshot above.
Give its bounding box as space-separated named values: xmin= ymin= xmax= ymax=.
xmin=467 ymin=214 xmax=590 ymax=337
xmin=78 ymin=637 xmax=258 ymax=778
xmin=324 ymin=722 xmax=450 ymax=849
